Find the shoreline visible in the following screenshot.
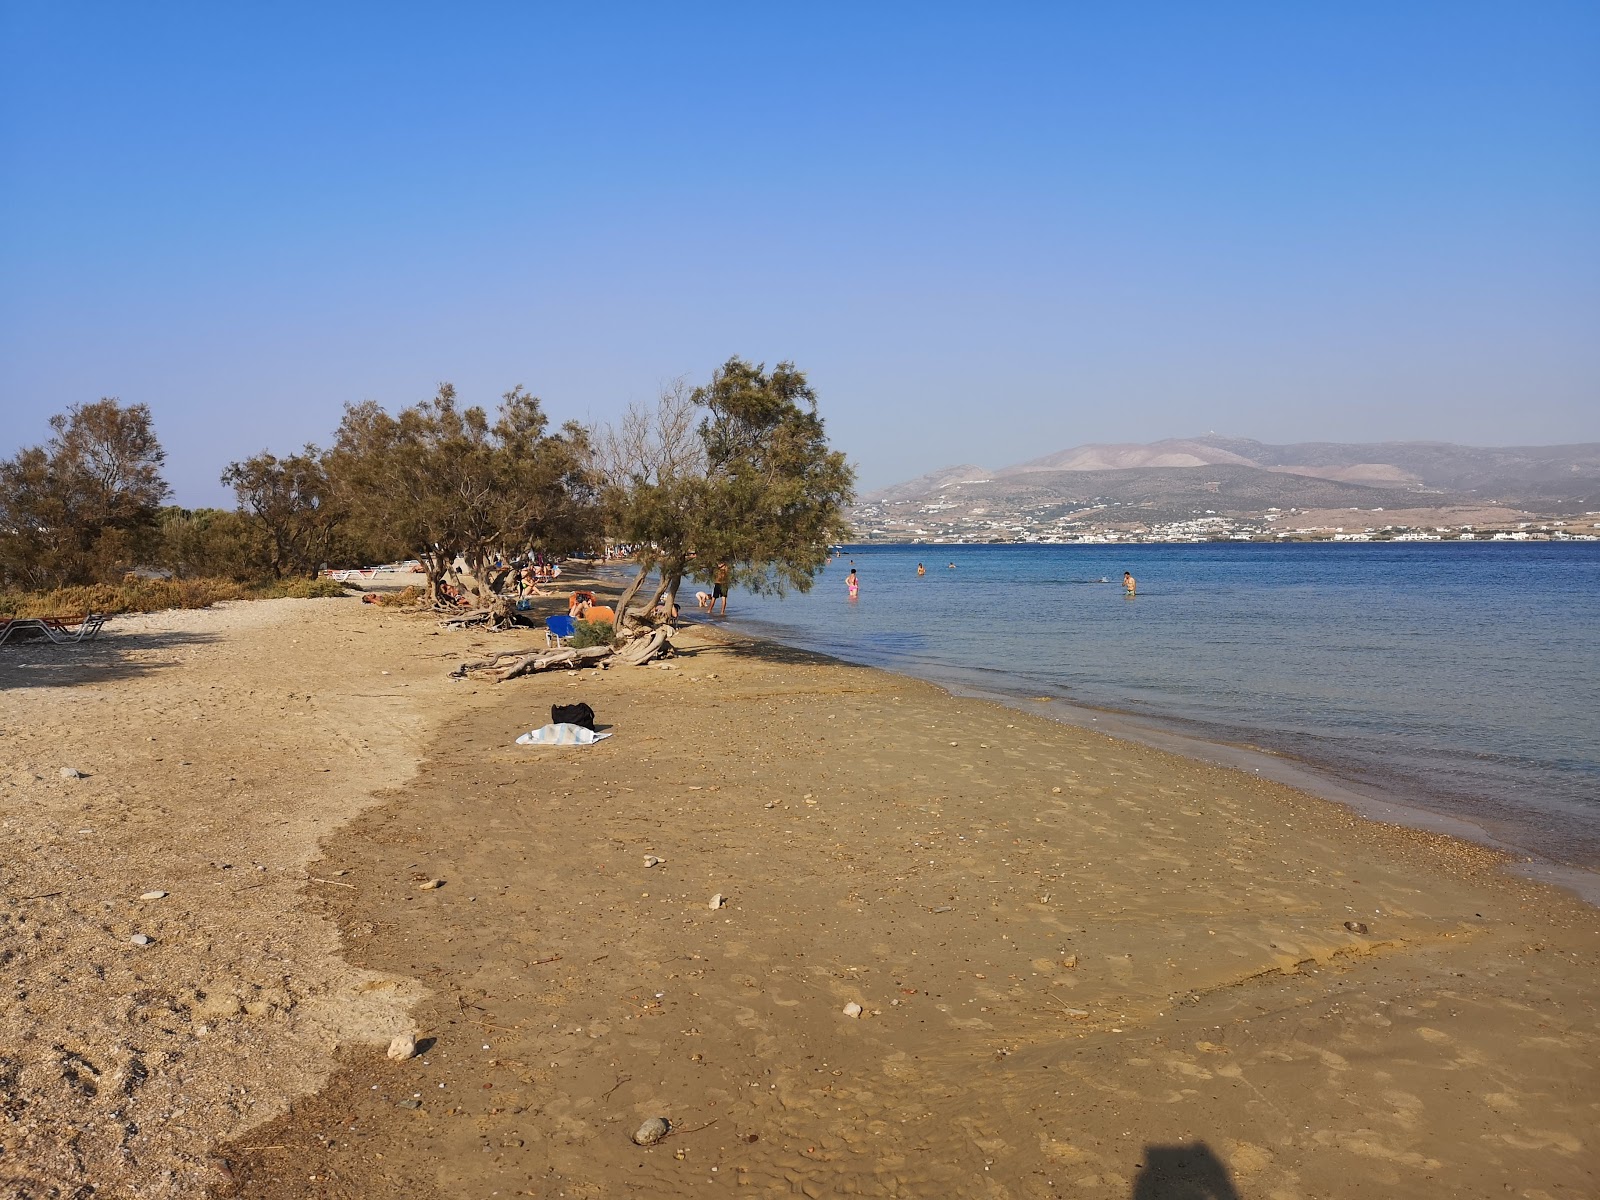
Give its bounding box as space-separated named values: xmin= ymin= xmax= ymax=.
xmin=705 ymin=609 xmax=1600 ymax=904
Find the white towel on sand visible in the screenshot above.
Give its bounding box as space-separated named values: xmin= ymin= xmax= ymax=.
xmin=516 ymin=723 xmax=610 ymax=746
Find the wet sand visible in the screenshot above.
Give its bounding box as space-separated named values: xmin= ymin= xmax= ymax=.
xmin=3 ymin=598 xmax=1596 ymax=1198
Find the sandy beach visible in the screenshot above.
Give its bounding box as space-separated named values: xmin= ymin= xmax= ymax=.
xmin=2 ymin=595 xmax=1595 ymax=1199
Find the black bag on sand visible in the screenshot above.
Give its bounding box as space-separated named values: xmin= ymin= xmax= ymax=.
xmin=551 ymin=702 xmax=596 ymax=731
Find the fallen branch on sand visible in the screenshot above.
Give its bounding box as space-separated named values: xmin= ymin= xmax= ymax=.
xmin=453 ymin=625 xmax=675 ymax=682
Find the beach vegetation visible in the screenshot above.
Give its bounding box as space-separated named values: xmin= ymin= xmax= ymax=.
xmin=567 ymin=618 xmax=616 ymax=649
xmin=0 ymin=574 xmax=352 ymax=619
xmin=221 ymin=448 xmax=346 ymax=578
xmin=601 ymin=357 xmax=855 ymax=629
xmin=0 ymin=399 xmax=170 ymax=590
xmin=327 ymin=384 xmax=600 ymax=605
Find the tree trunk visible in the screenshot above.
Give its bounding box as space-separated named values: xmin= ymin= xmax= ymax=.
xmin=613 ymin=562 xmax=654 ymax=634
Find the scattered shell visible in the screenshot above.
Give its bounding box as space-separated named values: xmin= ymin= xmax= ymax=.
xmin=1051 ymin=786 xmax=1063 ymax=794
xmin=842 ymin=1002 xmax=864 ymax=1019
xmin=129 ymin=934 xmax=152 ymax=947
xmin=931 ymin=906 xmax=953 ymax=914
xmin=1344 ymin=921 xmax=1369 ymax=935
xmin=632 ymin=1117 xmax=670 ymax=1146
xmin=643 ymin=855 xmax=663 ymax=868
xmin=387 ymin=1032 xmax=418 ymax=1061
xmin=709 ymin=893 xmax=726 ymax=910
xmin=60 ymin=767 xmax=86 ymax=779
xmin=418 ymin=879 xmax=444 ymax=890
xmin=139 ymin=890 xmax=168 ymax=901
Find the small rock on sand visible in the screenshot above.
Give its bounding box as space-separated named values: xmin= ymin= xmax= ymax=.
xmin=418 ymin=879 xmax=444 ymax=890
xmin=130 ymin=934 xmax=152 ymax=947
xmin=843 ymin=1002 xmax=864 ymax=1018
xmin=709 ymin=893 xmax=725 ymax=910
xmin=387 ymin=1032 xmax=418 ymax=1061
xmin=643 ymin=855 xmax=663 ymax=868
xmin=632 ymin=1117 xmax=670 ymax=1146
xmin=1344 ymin=921 xmax=1369 ymax=934
xmin=60 ymin=767 xmax=86 ymax=779
xmin=139 ymin=890 xmax=168 ymax=901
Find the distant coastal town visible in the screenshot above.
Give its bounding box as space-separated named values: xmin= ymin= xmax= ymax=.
xmin=851 ymin=499 xmax=1600 ymax=543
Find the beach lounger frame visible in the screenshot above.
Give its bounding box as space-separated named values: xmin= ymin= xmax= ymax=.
xmin=0 ymin=613 xmax=108 ymax=646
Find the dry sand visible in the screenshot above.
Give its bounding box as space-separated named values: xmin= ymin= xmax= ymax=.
xmin=2 ymin=596 xmax=1595 ymax=1199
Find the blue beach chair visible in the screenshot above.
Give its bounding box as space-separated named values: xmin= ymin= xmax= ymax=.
xmin=545 ymin=613 xmax=576 ymax=647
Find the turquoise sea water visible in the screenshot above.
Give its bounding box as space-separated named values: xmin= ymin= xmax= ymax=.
xmin=697 ymin=543 xmax=1600 ymax=870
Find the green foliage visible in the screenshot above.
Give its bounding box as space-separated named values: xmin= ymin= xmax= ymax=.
xmin=221 ymin=448 xmax=344 ymax=578
xmin=327 ymin=384 xmax=600 ymax=602
xmin=567 ymin=618 xmax=616 ymax=649
xmin=156 ymin=506 xmax=262 ymax=579
xmin=0 ymin=399 xmax=170 ymax=589
xmin=600 ymin=357 xmax=855 ymax=625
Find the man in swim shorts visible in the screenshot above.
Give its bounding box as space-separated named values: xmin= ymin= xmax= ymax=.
xmin=1123 ymin=571 xmax=1136 ymax=596
xmin=712 ymin=562 xmax=730 ymax=616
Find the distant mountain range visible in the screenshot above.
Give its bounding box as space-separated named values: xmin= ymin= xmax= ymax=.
xmin=866 ymin=436 xmax=1600 ymax=505
xmin=854 ymin=436 xmax=1600 ymax=541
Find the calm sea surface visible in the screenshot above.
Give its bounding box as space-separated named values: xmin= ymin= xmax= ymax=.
xmin=701 ymin=543 xmax=1600 ymax=870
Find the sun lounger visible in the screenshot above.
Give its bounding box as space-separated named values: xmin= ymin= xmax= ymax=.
xmin=0 ymin=613 xmax=108 ymax=646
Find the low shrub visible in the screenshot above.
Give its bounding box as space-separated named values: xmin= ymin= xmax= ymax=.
xmin=0 ymin=578 xmax=253 ymax=618
xmin=0 ymin=574 xmax=354 ymax=618
xmin=263 ymin=577 xmax=351 ymax=599
xmin=568 ymin=618 xmax=616 ymax=649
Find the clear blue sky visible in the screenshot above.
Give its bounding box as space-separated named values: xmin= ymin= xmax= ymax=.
xmin=2 ymin=2 xmax=1596 ymax=505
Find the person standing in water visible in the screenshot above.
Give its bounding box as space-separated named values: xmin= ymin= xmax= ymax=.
xmin=916 ymin=562 xmax=926 ymax=576
xmin=1123 ymin=570 xmax=1137 ymax=596
xmin=847 ymin=568 xmax=859 ymax=600
xmin=712 ymin=562 xmax=731 ymax=616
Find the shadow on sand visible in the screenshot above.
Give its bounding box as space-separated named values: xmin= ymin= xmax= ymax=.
xmin=1132 ymin=1142 xmax=1241 ymax=1200
xmin=0 ymin=628 xmax=220 ymax=692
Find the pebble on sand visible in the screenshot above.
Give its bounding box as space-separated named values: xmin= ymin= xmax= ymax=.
xmin=632 ymin=1117 xmax=671 ymax=1146
xmin=1344 ymin=921 xmax=1370 ymax=934
xmin=843 ymin=1002 xmax=864 ymax=1018
xmin=643 ymin=855 xmax=663 ymax=868
xmin=60 ymin=767 xmax=86 ymax=779
xmin=139 ymin=891 xmax=168 ymax=901
xmin=418 ymin=879 xmax=445 ymax=890
xmin=387 ymin=1032 xmax=418 ymax=1061
xmin=129 ymin=934 xmax=152 ymax=947
xmin=709 ymin=893 xmax=726 ymax=909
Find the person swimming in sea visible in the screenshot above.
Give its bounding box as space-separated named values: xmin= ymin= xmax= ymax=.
xmin=917 ymin=562 xmax=926 ymax=576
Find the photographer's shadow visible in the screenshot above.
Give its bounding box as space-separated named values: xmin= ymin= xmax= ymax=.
xmin=1132 ymin=1143 xmax=1241 ymax=1200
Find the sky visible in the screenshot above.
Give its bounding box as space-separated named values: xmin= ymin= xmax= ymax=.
xmin=2 ymin=3 xmax=1596 ymax=506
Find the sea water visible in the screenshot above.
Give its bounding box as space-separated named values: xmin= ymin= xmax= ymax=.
xmin=704 ymin=542 xmax=1600 ymax=871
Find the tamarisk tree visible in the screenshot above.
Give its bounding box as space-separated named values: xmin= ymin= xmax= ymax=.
xmin=0 ymin=398 xmax=170 ymax=588
xmin=327 ymin=384 xmax=595 ymax=604
xmin=602 ymin=357 xmax=855 ymax=631
xmin=221 ymin=447 xmax=342 ymax=578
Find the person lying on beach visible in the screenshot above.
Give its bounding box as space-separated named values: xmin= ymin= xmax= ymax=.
xmin=573 ymin=601 xmax=616 ymax=624
xmin=569 ymin=591 xmax=597 ymax=616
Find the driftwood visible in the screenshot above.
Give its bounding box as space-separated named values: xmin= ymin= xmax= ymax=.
xmin=496 ymin=644 xmax=614 ymax=681
xmin=439 ymin=595 xmax=530 ymax=631
xmin=452 ymin=625 xmax=675 ymax=682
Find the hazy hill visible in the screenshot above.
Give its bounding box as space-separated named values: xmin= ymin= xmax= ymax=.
xmin=863 ymin=436 xmax=1600 ymax=508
